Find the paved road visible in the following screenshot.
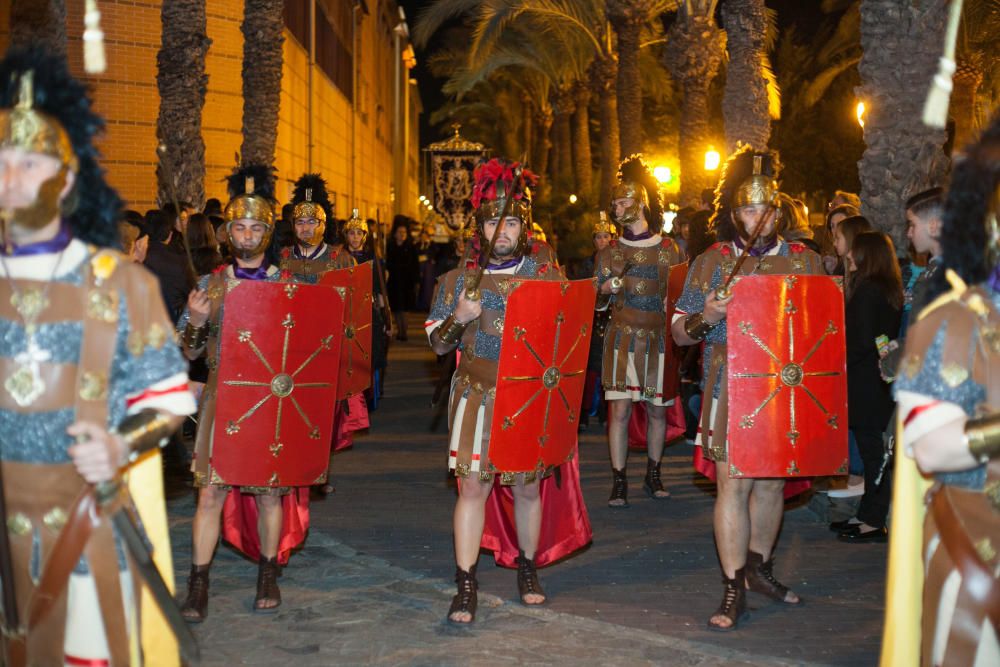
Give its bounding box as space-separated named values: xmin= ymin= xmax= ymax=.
xmin=170 ymin=315 xmax=887 ymax=666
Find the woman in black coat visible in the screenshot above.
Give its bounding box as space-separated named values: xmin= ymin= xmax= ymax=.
xmin=386 ymin=222 xmax=420 ymax=340
xmin=835 ymin=230 xmax=903 ymax=542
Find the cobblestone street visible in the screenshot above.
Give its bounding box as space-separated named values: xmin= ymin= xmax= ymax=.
xmin=170 ymin=316 xmax=887 ymax=666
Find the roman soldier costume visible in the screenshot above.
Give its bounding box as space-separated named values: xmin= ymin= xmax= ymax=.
xmin=426 ymin=158 xmax=592 ymax=624
xmin=279 ymin=173 xmax=354 ymax=281
xmin=0 ymin=47 xmax=196 ymax=666
xmin=580 ymin=213 xmax=616 ymax=427
xmin=884 ymin=115 xmax=1000 ymax=667
xmin=343 ymin=209 xmax=389 ymax=405
xmin=673 ymin=146 xmax=824 ymax=631
xmin=595 ymin=155 xmax=685 ymax=506
xmin=178 ymin=165 xmax=311 ymax=621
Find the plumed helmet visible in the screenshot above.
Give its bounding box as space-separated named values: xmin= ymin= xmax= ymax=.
xmin=711 ymin=145 xmax=781 ymax=242
xmin=0 ymin=46 xmax=122 ymax=247
xmin=224 ymin=163 xmax=276 ymax=260
xmin=290 ymin=173 xmax=330 ymax=246
xmin=470 ymin=157 xmax=539 ymax=259
xmin=612 ymin=154 xmax=661 ymax=227
xmin=342 ymin=207 xmax=368 ymax=238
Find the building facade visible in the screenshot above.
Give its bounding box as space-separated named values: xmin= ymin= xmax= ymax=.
xmin=0 ymin=0 xmax=421 ymax=218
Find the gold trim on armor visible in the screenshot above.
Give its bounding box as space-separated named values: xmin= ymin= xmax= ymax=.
xmin=7 ymin=512 xmax=31 ymax=536
xmin=79 ymin=371 xmax=107 ymax=401
xmin=42 ymin=507 xmax=68 ymax=533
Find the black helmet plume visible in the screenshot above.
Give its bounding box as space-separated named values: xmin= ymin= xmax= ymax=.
xmin=710 ymin=145 xmax=781 ymax=242
xmin=616 ymin=154 xmax=663 ymax=225
xmin=291 ymin=173 xmax=333 ymax=221
xmin=225 ymin=162 xmax=276 ymax=203
xmin=0 ymin=45 xmax=122 ymax=248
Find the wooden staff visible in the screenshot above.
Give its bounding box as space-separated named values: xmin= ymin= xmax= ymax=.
xmin=714 ymin=209 xmax=771 ymax=300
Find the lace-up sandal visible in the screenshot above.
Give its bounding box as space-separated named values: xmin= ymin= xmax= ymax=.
xmin=253 ymin=556 xmax=282 ymax=613
xmin=643 ymin=457 xmax=671 ymax=499
xmin=707 ymin=567 xmax=748 ymax=631
xmin=515 ymin=550 xmax=546 ymax=605
xmin=180 ymin=564 xmax=210 ymax=623
xmin=447 ymin=564 xmax=478 ymax=624
xmin=745 ymin=550 xmax=801 ymax=604
xmin=608 ymin=468 xmax=629 ymax=508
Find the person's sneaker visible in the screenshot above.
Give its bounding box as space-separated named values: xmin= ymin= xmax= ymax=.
xmin=828 ymin=475 xmax=864 ymax=498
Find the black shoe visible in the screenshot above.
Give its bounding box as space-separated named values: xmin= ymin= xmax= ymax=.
xmin=837 ymin=526 xmax=887 ymax=543
xmin=829 ymin=518 xmax=860 ymax=532
xmin=515 ymin=550 xmax=546 ymax=605
xmin=608 ymin=468 xmax=629 ymax=508
xmin=447 ymin=564 xmax=478 ymax=624
xmin=707 ymin=568 xmax=748 ymax=632
xmin=643 ymin=457 xmax=670 ymax=499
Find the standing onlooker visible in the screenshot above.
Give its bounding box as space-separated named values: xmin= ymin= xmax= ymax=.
xmin=186 ymin=212 xmax=225 ymax=276
xmin=828 ymin=189 xmax=861 ymax=211
xmin=903 ymin=187 xmax=944 ymax=323
xmin=823 ymin=204 xmax=862 ymax=274
xmin=833 ymin=215 xmax=873 ymax=273
xmin=386 ymin=221 xmax=419 ymax=341
xmin=834 ymin=231 xmax=903 ymax=543
xmin=416 ymin=228 xmax=435 ymax=311
xmin=143 ymin=206 xmax=194 ymax=324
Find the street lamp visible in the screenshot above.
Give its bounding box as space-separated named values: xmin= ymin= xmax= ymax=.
xmin=856 ymin=101 xmax=866 ymax=128
xmin=704 ymin=147 xmax=720 ymax=171
xmin=653 ymin=166 xmax=671 ymax=184
xmin=568 ymin=194 xmax=578 ymax=204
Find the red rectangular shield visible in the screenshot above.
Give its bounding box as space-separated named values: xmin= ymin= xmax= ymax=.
xmin=726 ymin=275 xmax=848 ymax=478
xmin=489 ymin=279 xmax=597 ymax=471
xmin=212 ymin=280 xmax=345 ymax=487
xmin=319 ymin=261 xmax=374 ymax=399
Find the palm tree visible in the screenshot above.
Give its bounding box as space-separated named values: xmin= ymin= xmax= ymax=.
xmin=571 ymin=80 xmax=594 ymax=200
xmin=240 ymin=0 xmax=284 ymax=166
xmin=663 ymin=0 xmax=725 ymax=204
xmin=606 ymin=0 xmax=675 ymax=156
xmin=721 ymin=0 xmax=780 ymax=153
xmin=857 ymin=0 xmax=950 ymax=249
xmin=156 ymin=0 xmax=211 ymax=207
xmin=590 ymin=54 xmax=620 ymax=206
xmin=10 ymin=0 xmax=66 ymax=55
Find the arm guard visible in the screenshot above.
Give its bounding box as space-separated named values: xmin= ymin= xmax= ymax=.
xmin=683 ymin=312 xmax=716 ymax=341
xmin=116 ymin=409 xmax=177 ymax=464
xmin=182 ymin=322 xmax=209 ymax=351
xmin=435 ymin=315 xmax=469 ymax=347
xmin=965 ymin=412 xmax=1000 ymax=463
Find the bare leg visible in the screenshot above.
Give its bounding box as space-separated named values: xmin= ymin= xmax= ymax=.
xmin=256 ymin=494 xmax=283 ymax=559
xmin=748 ymin=479 xmax=799 ymax=603
xmin=645 ymin=403 xmax=667 ymax=462
xmin=191 ymin=485 xmax=228 ymax=566
xmin=711 ymin=464 xmax=753 ymax=629
xmin=450 ymin=476 xmax=492 ymax=623
xmin=512 ymin=478 xmax=545 ymax=604
xmin=607 ymin=398 xmax=632 ymax=469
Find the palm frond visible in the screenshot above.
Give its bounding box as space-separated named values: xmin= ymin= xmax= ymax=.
xmin=762 ymin=54 xmax=781 ymax=120
xmin=412 ymin=0 xmax=484 ymax=48
xmin=801 ymin=56 xmax=860 ymax=107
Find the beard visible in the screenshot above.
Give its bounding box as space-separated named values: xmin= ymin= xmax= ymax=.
xmin=1 ymin=168 xmax=69 ymax=232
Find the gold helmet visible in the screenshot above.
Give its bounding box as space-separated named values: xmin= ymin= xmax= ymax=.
xmin=592 ymin=211 xmax=617 ymax=237
xmin=224 ymin=166 xmax=276 ymax=260
xmin=611 ymin=154 xmax=659 ymax=226
xmin=343 ymin=207 xmax=369 ymax=241
xmin=733 ymin=154 xmax=779 ymax=209
xmin=0 ymin=70 xmax=79 ymax=231
xmin=291 ymin=173 xmax=330 ymax=247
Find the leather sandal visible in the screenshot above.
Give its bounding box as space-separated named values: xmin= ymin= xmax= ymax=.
xmin=608 ymin=468 xmax=629 ymax=508
xmin=707 ymin=567 xmax=748 ymax=631
xmin=515 ymin=550 xmax=546 ymax=605
xmin=180 ymin=563 xmax=210 ymax=623
xmin=253 ymin=556 xmax=282 ymax=613
xmin=745 ymin=550 xmax=800 ymax=604
xmin=643 ymin=457 xmax=671 ymax=499
xmin=447 ymin=564 xmax=478 ymax=624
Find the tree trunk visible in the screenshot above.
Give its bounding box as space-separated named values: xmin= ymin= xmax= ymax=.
xmin=610 ymin=13 xmax=644 ymax=156
xmin=520 ymin=93 xmax=534 ymax=165
xmin=10 ymin=0 xmax=66 ymax=55
xmin=721 ymin=0 xmax=771 ymax=153
xmin=532 ymin=107 xmax=554 ymax=205
xmin=590 ymin=56 xmax=620 ymax=208
xmin=857 ymin=0 xmax=949 ymax=250
xmin=240 ymin=0 xmax=284 ymax=167
xmin=950 ymin=62 xmax=982 ymax=153
xmin=552 ymin=86 xmax=575 ymax=194
xmin=570 ymin=82 xmax=593 ymax=202
xmin=156 ymin=0 xmax=211 ymax=208
xmin=664 ymin=13 xmax=726 ymax=205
